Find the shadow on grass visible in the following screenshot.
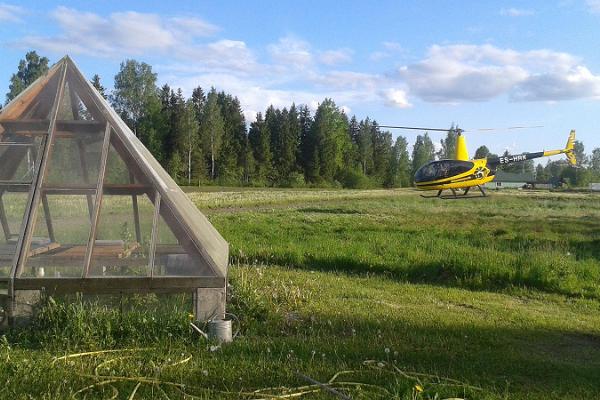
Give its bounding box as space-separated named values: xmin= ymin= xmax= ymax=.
xmin=6 ymin=288 xmax=599 ymax=400
xmin=234 ymin=253 xmax=600 ymax=300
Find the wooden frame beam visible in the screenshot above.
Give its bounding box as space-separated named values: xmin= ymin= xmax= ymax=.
xmin=82 ymin=123 xmax=111 ymax=277
xmin=14 ymin=276 xmax=226 ymax=294
xmin=41 ymin=194 xmax=56 ymax=243
xmin=148 ymin=191 xmax=161 ymax=278
xmin=130 ymin=170 xmax=142 ymax=243
xmin=76 ymin=139 xmax=94 ymax=218
xmin=0 ymin=184 xmax=151 ymax=196
xmin=0 ymin=193 xmax=10 ymax=241
xmin=0 ymin=120 xmax=105 ymax=135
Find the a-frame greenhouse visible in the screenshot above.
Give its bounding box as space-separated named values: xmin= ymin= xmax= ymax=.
xmin=0 ymin=56 xmax=228 ymax=325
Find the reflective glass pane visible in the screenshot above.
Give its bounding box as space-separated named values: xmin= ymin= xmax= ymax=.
xmin=153 ymin=201 xmax=213 ymax=277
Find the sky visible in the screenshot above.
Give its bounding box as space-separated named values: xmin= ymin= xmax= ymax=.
xmin=1 ymin=0 xmax=600 ymax=161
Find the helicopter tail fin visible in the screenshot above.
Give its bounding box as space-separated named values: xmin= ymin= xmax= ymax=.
xmin=564 ymin=130 xmax=576 ymax=166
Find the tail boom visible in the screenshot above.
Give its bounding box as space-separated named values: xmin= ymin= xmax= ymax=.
xmin=487 ymin=130 xmax=576 ymax=168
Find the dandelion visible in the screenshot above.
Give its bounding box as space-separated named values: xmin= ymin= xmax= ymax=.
xmin=384 ymin=347 xmax=390 ymax=354
xmin=415 ymin=384 xmax=424 ymax=393
xmin=202 ymin=370 xmax=208 ymax=376
xmin=188 ymin=313 xmax=195 ymax=320
xmin=209 ymin=345 xmax=220 ymax=352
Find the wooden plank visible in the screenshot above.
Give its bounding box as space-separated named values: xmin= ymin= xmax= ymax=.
xmin=82 ymin=123 xmax=111 ymax=277
xmin=13 ymin=63 xmax=68 ymax=279
xmin=14 ymin=276 xmax=226 ymax=294
xmin=0 ymin=62 xmax=62 ymax=120
xmin=27 ymin=242 xmax=60 ymax=257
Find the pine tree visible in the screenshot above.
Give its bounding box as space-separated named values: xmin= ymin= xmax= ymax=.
xmin=298 ymin=105 xmax=316 ymax=180
xmin=474 ymin=145 xmax=491 ymax=159
xmin=91 ymin=74 xmax=107 ymax=99
xmin=248 ymin=112 xmax=272 ymax=183
xmin=175 ymin=99 xmax=200 ymax=185
xmin=412 ymin=133 xmax=435 ymax=178
xmin=438 ymin=125 xmax=458 ymax=159
xmin=371 ymin=123 xmax=393 ymax=183
xmin=200 ymin=89 xmax=225 ymax=180
xmin=356 ymin=118 xmax=374 ymax=174
xmin=391 ymin=136 xmax=411 ymax=187
xmin=138 ymin=94 xmax=168 ymax=164
xmin=217 ymin=92 xmax=247 ymax=183
xmin=311 ymin=99 xmax=350 ymax=182
xmin=6 ymin=51 xmax=49 ymax=104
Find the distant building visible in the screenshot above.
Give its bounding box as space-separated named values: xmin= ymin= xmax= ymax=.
xmin=485 ymin=171 xmax=535 ymax=189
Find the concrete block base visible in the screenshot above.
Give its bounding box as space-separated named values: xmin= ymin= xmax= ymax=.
xmin=6 ymin=290 xmax=41 ymax=328
xmin=193 ymin=287 xmax=226 ymax=322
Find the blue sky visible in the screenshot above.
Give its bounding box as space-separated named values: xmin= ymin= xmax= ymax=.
xmin=1 ymin=0 xmax=600 ymax=160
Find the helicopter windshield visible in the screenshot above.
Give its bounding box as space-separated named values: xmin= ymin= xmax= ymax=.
xmin=414 ymin=160 xmax=474 ymax=183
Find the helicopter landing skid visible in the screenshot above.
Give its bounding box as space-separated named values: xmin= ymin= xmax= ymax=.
xmin=422 ymin=186 xmax=488 ymax=199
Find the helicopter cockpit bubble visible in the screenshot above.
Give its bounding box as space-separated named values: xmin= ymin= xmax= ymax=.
xmin=414 ymin=160 xmax=474 ymax=183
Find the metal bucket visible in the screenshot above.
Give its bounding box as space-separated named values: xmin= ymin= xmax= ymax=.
xmin=208 ymin=319 xmax=233 ymax=343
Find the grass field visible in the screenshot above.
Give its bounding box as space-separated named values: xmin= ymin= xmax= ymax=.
xmin=2 ymin=188 xmax=600 ymax=399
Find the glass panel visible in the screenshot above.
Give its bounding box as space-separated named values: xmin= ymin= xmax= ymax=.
xmin=0 ymin=137 xmax=42 ymax=183
xmin=45 ymin=134 xmax=104 ymax=186
xmin=21 ymin=195 xmax=93 ymax=278
xmin=0 ymin=192 xmax=29 ymax=277
xmin=153 ymin=201 xmax=213 ymax=277
xmin=88 ymin=194 xmax=155 ymax=277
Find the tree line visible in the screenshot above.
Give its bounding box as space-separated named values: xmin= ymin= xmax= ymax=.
xmin=4 ymin=51 xmax=600 ymax=188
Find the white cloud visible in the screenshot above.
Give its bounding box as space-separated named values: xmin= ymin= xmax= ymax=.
xmin=382 ymin=89 xmax=412 ymax=108
xmin=18 ymin=7 xmax=220 ymax=58
xmin=398 ymin=44 xmax=600 ymax=103
xmin=586 ymin=0 xmax=600 ymax=14
xmin=319 ymin=48 xmax=353 ymax=65
xmin=267 ymin=36 xmax=312 ymax=68
xmin=169 ymin=16 xmax=219 ymax=36
xmin=0 ymin=3 xmax=23 ymax=22
xmin=500 ymin=8 xmax=535 ymax=16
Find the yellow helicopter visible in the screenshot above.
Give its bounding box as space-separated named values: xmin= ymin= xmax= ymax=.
xmin=380 ymin=126 xmax=577 ymax=198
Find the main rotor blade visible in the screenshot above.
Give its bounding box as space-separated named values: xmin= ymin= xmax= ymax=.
xmin=473 ymin=125 xmax=544 ymax=132
xmin=378 ymin=125 xmax=455 ymax=132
